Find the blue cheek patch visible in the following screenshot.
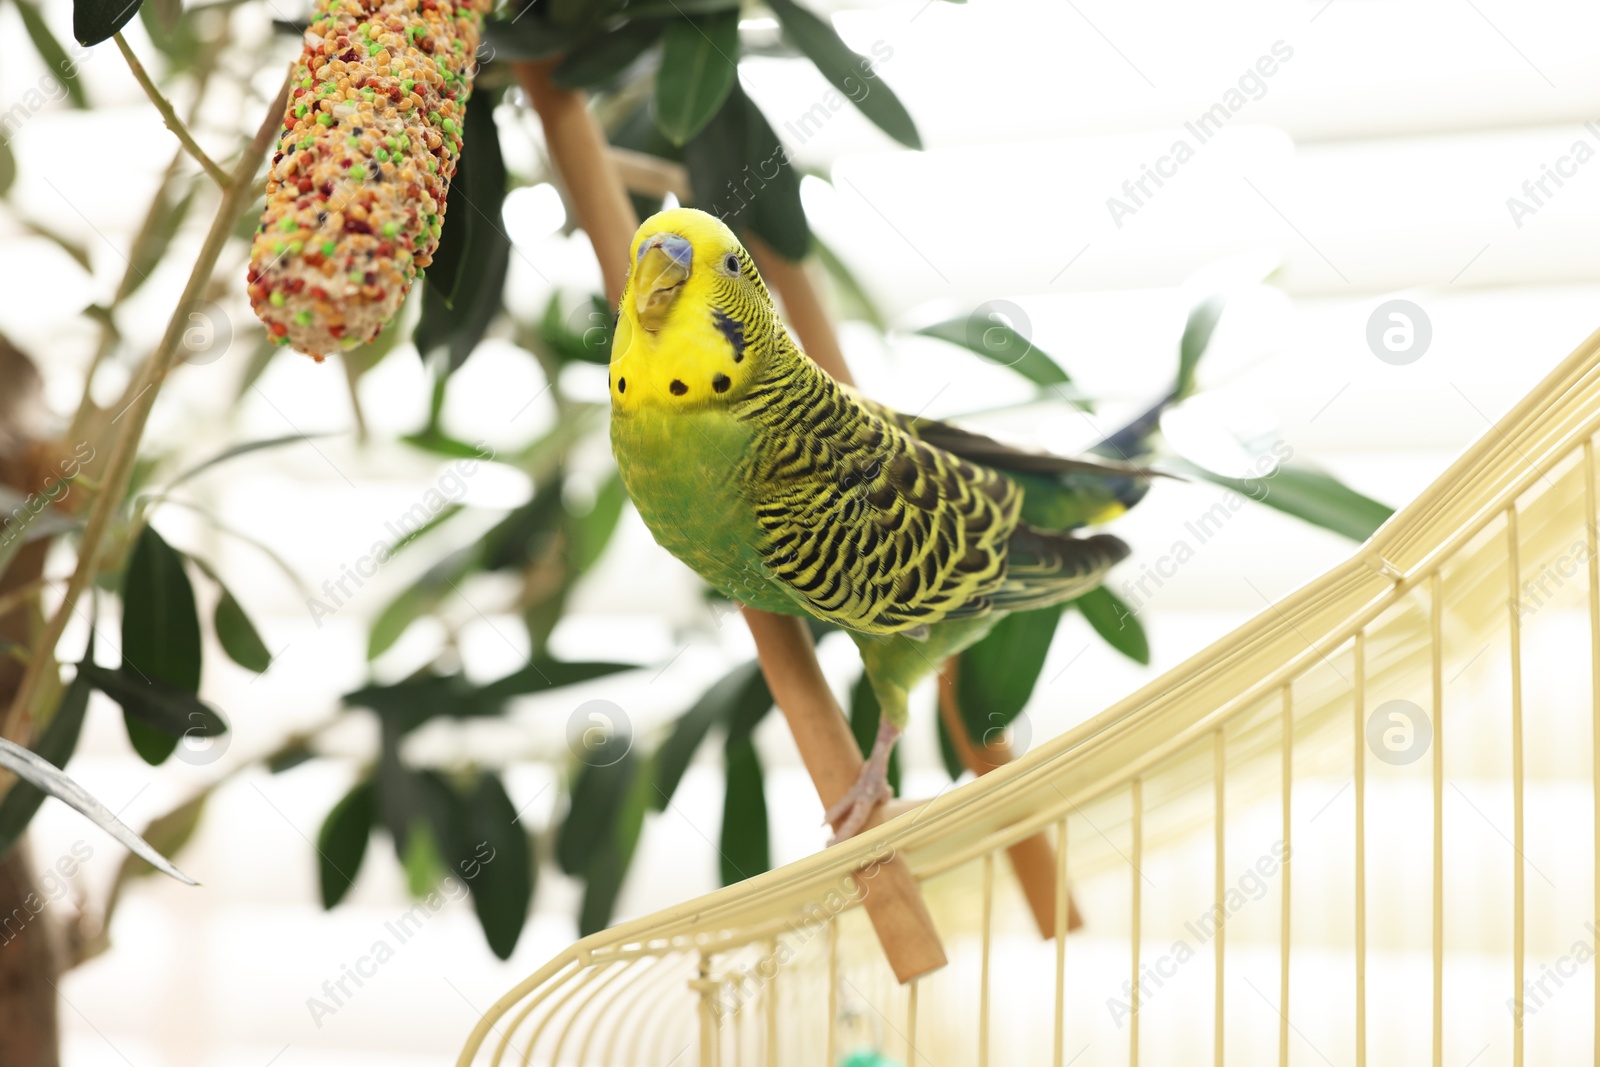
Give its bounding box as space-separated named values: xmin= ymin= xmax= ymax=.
xmin=713 ymin=309 xmax=747 ymax=364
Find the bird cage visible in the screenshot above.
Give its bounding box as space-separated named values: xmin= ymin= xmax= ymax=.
xmin=456 ymin=328 xmax=1600 ymax=1067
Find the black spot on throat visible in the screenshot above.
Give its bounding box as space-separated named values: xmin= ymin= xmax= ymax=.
xmin=712 ymin=374 xmax=731 ymax=393
xmin=670 ymin=379 xmax=688 ymax=396
xmin=617 ymin=377 xmax=626 ymax=393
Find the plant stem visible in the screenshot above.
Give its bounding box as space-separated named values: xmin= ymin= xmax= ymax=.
xmin=2 ymin=68 xmax=292 ymax=745
xmin=114 ymin=34 xmax=232 ymax=190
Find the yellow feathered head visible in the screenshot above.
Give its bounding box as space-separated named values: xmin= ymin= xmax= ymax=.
xmin=609 ymin=208 xmax=775 ymax=415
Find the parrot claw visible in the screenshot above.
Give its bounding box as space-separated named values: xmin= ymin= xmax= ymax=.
xmin=823 ymin=718 xmax=902 ymax=845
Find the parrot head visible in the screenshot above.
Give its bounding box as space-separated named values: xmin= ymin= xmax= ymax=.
xmin=610 ymin=208 xmax=774 ymax=416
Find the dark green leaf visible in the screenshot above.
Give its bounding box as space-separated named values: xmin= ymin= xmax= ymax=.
xmin=214 ymin=589 xmax=272 ymax=673
xmin=935 ymin=698 xmax=964 ymax=782
xmin=651 ymin=659 xmax=764 ymax=810
xmin=955 ymin=606 xmax=1061 ymax=741
xmin=0 ymin=138 xmax=16 ymax=199
xmin=267 ymin=742 xmax=314 ymax=774
xmin=718 ymin=737 xmax=768 ymax=886
xmin=111 ymin=788 xmax=206 ymax=885
xmin=121 ymin=523 xmax=201 ymax=692
xmin=456 ymin=773 xmax=533 ymax=959
xmin=365 ymin=545 xmax=476 ymax=660
xmin=577 ymin=751 xmax=648 ymax=935
xmin=682 ymin=87 xmax=809 ymax=259
xmin=655 ymin=11 xmax=739 ymax=145
xmin=73 ymin=0 xmax=142 ymax=46
xmin=1176 ymin=294 xmax=1226 ymax=400
xmin=417 ymin=89 xmax=509 ymax=371
xmin=553 ymin=20 xmax=663 ymax=89
xmin=847 ymin=671 xmax=900 ymax=795
xmin=477 ymin=658 xmax=639 ymax=703
xmin=482 ymin=474 xmax=565 ymax=572
xmin=81 ymin=663 xmax=228 ymax=735
xmin=917 ymin=315 xmax=1080 ymax=396
xmin=316 ymin=779 xmax=374 ymax=908
xmin=557 ymin=748 xmax=635 ymax=877
xmin=480 ymin=16 xmax=581 ymax=61
xmin=16 ymin=0 xmax=89 ymax=106
xmin=346 ymin=672 xmax=485 ymax=736
xmin=1073 ymin=586 xmax=1148 ymax=664
xmin=0 ymin=671 xmax=91 ymax=857
xmin=766 ymin=0 xmax=919 ymax=148
xmin=1174 ymin=458 xmax=1394 ymax=543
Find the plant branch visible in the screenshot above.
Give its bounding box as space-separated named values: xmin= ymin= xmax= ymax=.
xmin=3 ymin=67 xmax=292 ymax=746
xmin=114 ymin=34 xmax=231 ymax=190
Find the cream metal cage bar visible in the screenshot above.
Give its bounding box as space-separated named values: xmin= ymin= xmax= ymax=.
xmin=457 ymin=327 xmax=1600 ymax=1067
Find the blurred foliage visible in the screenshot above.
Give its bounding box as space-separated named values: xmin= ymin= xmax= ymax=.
xmin=0 ymin=0 xmax=1397 ymax=967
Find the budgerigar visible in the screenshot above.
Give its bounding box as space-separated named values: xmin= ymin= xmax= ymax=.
xmin=609 ymin=209 xmax=1148 ymax=841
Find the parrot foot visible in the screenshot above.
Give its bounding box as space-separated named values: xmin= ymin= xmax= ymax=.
xmin=824 ymin=719 xmax=902 ymax=845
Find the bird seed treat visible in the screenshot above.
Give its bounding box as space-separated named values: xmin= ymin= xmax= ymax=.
xmin=247 ymin=0 xmax=489 ymax=359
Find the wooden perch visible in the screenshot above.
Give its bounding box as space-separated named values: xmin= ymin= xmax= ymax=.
xmin=515 ymin=59 xmax=947 ymax=983
xmin=939 ymin=662 xmax=1082 ymax=939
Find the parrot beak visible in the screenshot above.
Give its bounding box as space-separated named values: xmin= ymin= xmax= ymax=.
xmin=634 ymin=233 xmax=693 ymax=331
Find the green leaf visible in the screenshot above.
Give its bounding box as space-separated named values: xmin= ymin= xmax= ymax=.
xmin=1175 ymin=458 xmax=1394 ymax=543
xmin=558 ymin=748 xmax=635 ymax=877
xmin=80 ymin=664 xmax=228 ymax=737
xmin=651 ymin=660 xmax=769 ymax=810
xmin=682 ymin=86 xmax=809 ymax=259
xmin=0 ymin=138 xmax=16 ymax=199
xmin=118 ymin=176 xmax=196 ymax=303
xmin=365 ymin=545 xmax=476 ymax=660
xmin=0 ymin=738 xmax=195 ymax=883
xmin=417 ymin=89 xmax=509 ymax=371
xmin=766 ymin=0 xmax=920 ymax=148
xmin=1176 ymin=294 xmax=1226 ymax=400
xmin=955 ymin=606 xmax=1061 ymax=741
xmin=655 ymin=10 xmax=739 ymax=145
xmin=476 ymin=658 xmax=639 ymax=703
xmin=553 ymin=20 xmax=664 ymax=89
xmin=934 ymin=698 xmax=964 ymax=782
xmin=166 ymin=432 xmax=321 ymax=491
xmin=15 ymin=0 xmax=89 ymax=106
xmin=482 ymin=474 xmax=565 ymax=572
xmin=1073 ymin=586 xmax=1148 ymax=664
xmin=316 ymin=779 xmax=374 ymax=908
xmin=570 ymin=473 xmax=627 ymax=574
xmin=72 ymin=0 xmax=143 ymax=46
xmin=456 ymin=773 xmax=533 ymax=959
xmin=121 ymin=524 xmax=201 ymax=691
xmin=112 ymin=788 xmax=206 ymax=886
xmin=577 ymin=751 xmax=649 ymax=936
xmin=401 ymin=819 xmax=447 ymax=897
xmin=214 ymin=589 xmax=272 ymax=673
xmin=718 ymin=737 xmax=768 ymax=886
xmin=0 ymin=670 xmax=92 ymax=857
xmin=479 ymin=16 xmax=581 ymax=61
xmin=917 ymin=315 xmax=1081 ymax=396
xmin=847 ymin=671 xmax=900 ymax=795
xmin=624 ymin=0 xmax=738 ymax=15
xmin=148 ymin=0 xmax=179 ymax=33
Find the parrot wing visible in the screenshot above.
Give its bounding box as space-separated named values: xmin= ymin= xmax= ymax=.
xmin=745 ymin=379 xmax=1128 ymax=635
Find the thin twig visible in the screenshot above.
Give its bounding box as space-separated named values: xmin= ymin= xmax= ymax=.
xmin=3 ymin=67 xmax=292 ymax=746
xmin=114 ymin=34 xmax=232 ymax=190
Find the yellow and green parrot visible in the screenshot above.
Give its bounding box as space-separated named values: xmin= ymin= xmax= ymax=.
xmin=609 ymin=208 xmax=1149 ymax=840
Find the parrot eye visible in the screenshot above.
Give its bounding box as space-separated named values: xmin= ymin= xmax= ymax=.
xmin=720 ymin=253 xmax=741 ymax=276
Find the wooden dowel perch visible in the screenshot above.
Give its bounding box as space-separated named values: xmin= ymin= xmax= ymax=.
xmin=515 ymin=60 xmax=947 ymax=983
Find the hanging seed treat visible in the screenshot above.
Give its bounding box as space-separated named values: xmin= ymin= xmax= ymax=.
xmin=247 ymin=0 xmax=489 ymax=359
